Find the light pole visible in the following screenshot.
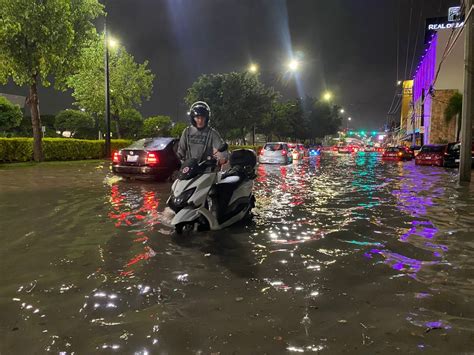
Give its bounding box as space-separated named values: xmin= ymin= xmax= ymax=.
xmin=104 ymin=18 xmax=111 ymax=158
xmin=104 ymin=19 xmax=119 ymax=158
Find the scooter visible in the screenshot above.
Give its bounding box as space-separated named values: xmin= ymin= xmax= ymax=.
xmin=167 ymin=146 xmax=257 ymax=234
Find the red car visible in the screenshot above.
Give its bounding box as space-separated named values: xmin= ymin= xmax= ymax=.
xmin=382 ymin=147 xmax=413 ymax=161
xmin=415 ymin=144 xmax=447 ymax=166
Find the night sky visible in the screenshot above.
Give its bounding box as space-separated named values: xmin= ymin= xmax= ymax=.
xmin=0 ymin=0 xmax=460 ymax=130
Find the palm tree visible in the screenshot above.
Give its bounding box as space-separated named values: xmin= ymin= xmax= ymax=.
xmin=444 ymin=92 xmax=463 ymax=142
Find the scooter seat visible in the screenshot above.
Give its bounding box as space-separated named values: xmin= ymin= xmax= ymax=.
xmin=219 ymin=175 xmax=241 ymax=184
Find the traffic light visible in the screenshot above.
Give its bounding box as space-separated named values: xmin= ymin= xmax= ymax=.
xmin=348 ymin=131 xmax=354 ymax=135
xmin=371 ymin=131 xmax=377 ymax=135
xmin=360 ymin=130 xmax=365 ymax=135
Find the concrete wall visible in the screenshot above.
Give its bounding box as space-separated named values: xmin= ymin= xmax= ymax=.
xmin=429 ymin=89 xmax=458 ymax=144
xmin=435 ymin=29 xmax=464 ymax=92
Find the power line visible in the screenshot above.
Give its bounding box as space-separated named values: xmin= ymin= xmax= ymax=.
xmin=404 ymin=0 xmax=414 ymax=79
xmin=387 ymin=1 xmax=402 ymax=115
xmin=396 ymin=0 xmax=400 ymax=82
xmin=409 ymin=0 xmax=424 ymax=77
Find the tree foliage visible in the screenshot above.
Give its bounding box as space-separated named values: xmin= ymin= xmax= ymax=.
xmin=119 ymin=108 xmax=143 ymax=139
xmin=185 ymin=73 xmax=342 ymax=142
xmin=67 ymin=33 xmax=154 ymax=138
xmin=55 ymin=109 xmax=95 ymax=138
xmin=0 ymin=0 xmax=103 ymax=160
xmin=170 ymin=122 xmax=187 ymax=138
xmin=142 ymin=115 xmax=172 ymax=137
xmin=444 ymin=92 xmax=463 ymax=122
xmin=185 ymin=72 xmax=278 ymax=142
xmin=444 ymin=92 xmax=463 ymax=141
xmin=0 ymin=96 xmax=22 ymax=133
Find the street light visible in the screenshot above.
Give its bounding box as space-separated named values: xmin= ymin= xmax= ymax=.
xmin=339 ymin=108 xmax=345 ymax=114
xmin=108 ymin=37 xmax=118 ymax=49
xmin=347 ymin=116 xmax=352 ymax=130
xmin=397 ymin=80 xmax=402 ymax=85
xmin=287 ymin=59 xmax=300 ymax=72
xmin=248 ymin=63 xmax=259 ymax=74
xmin=322 ymin=91 xmax=333 ymax=102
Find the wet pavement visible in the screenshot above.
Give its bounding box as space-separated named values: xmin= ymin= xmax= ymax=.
xmin=1 ymin=153 xmax=474 ymax=354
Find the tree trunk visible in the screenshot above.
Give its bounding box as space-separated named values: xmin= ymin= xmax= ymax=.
xmin=28 ymin=76 xmax=43 ymax=162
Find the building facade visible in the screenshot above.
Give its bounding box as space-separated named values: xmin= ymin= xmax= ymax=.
xmin=403 ymin=7 xmax=464 ymax=146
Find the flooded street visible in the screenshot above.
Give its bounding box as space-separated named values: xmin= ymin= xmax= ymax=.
xmin=1 ymin=154 xmax=474 ymax=353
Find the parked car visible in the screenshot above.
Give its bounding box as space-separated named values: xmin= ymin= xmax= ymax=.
xmin=415 ymin=144 xmax=447 ymax=166
xmin=443 ymin=142 xmax=474 ymax=168
xmin=112 ymin=137 xmax=181 ymax=180
xmin=382 ymin=146 xmax=413 ymax=161
xmin=258 ymin=142 xmax=292 ymax=164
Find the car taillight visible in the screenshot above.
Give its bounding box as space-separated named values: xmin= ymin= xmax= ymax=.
xmin=398 ymin=152 xmax=403 ymax=156
xmin=281 ymin=150 xmax=287 ymax=156
xmin=145 ymin=152 xmax=159 ymax=165
xmin=260 ymin=148 xmax=265 ymax=156
xmin=113 ymin=151 xmax=120 ymax=163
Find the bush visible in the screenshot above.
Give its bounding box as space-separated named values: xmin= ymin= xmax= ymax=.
xmin=0 ymin=138 xmax=33 ymax=162
xmin=0 ymin=138 xmax=132 ymax=162
xmin=0 ymin=96 xmax=23 ymax=132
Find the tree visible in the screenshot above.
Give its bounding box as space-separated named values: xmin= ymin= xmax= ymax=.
xmin=0 ymin=96 xmax=22 ymax=134
xmin=170 ymin=122 xmax=187 ymax=138
xmin=142 ymin=116 xmax=172 ymax=137
xmin=55 ymin=109 xmax=94 ymax=138
xmin=185 ymin=72 xmax=278 ymax=142
xmin=0 ymin=0 xmax=103 ymax=161
xmin=304 ymin=98 xmax=342 ymax=140
xmin=444 ymin=92 xmax=462 ymax=142
xmin=262 ymin=100 xmax=305 ymax=141
xmin=120 ymin=108 xmax=143 ymax=139
xmin=67 ymin=34 xmax=154 ymax=138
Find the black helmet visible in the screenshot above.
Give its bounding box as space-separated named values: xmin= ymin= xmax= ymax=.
xmin=188 ymin=101 xmax=211 ymax=128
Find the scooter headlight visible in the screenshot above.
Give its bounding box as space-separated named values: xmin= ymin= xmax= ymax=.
xmin=172 ymin=188 xmax=196 ymax=208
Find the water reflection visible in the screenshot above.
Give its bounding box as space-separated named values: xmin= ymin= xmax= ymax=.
xmin=1 ymin=158 xmax=474 ymax=353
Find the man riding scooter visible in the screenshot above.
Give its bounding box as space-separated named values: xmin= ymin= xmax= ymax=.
xmin=177 ymin=101 xmax=228 ymax=166
xmin=168 ymin=101 xmax=257 ymax=233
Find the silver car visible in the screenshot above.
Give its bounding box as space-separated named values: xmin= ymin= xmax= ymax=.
xmin=258 ymin=142 xmax=292 ymax=164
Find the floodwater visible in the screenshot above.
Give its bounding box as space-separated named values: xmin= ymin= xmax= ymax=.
xmin=1 ymin=154 xmax=473 ymax=354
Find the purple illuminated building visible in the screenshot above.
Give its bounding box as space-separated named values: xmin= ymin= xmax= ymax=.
xmin=405 ymin=18 xmax=464 ymax=145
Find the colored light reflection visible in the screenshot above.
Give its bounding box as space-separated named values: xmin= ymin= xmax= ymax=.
xmin=108 ymin=184 xmax=162 ymax=276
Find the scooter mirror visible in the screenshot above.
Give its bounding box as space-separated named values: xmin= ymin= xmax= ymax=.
xmin=217 ymin=143 xmax=228 ymax=152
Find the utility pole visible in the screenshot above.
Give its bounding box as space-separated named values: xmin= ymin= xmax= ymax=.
xmin=459 ymin=0 xmax=473 ymax=182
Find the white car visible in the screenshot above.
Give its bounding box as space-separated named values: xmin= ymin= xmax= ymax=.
xmin=258 ymin=142 xmax=292 ymax=164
